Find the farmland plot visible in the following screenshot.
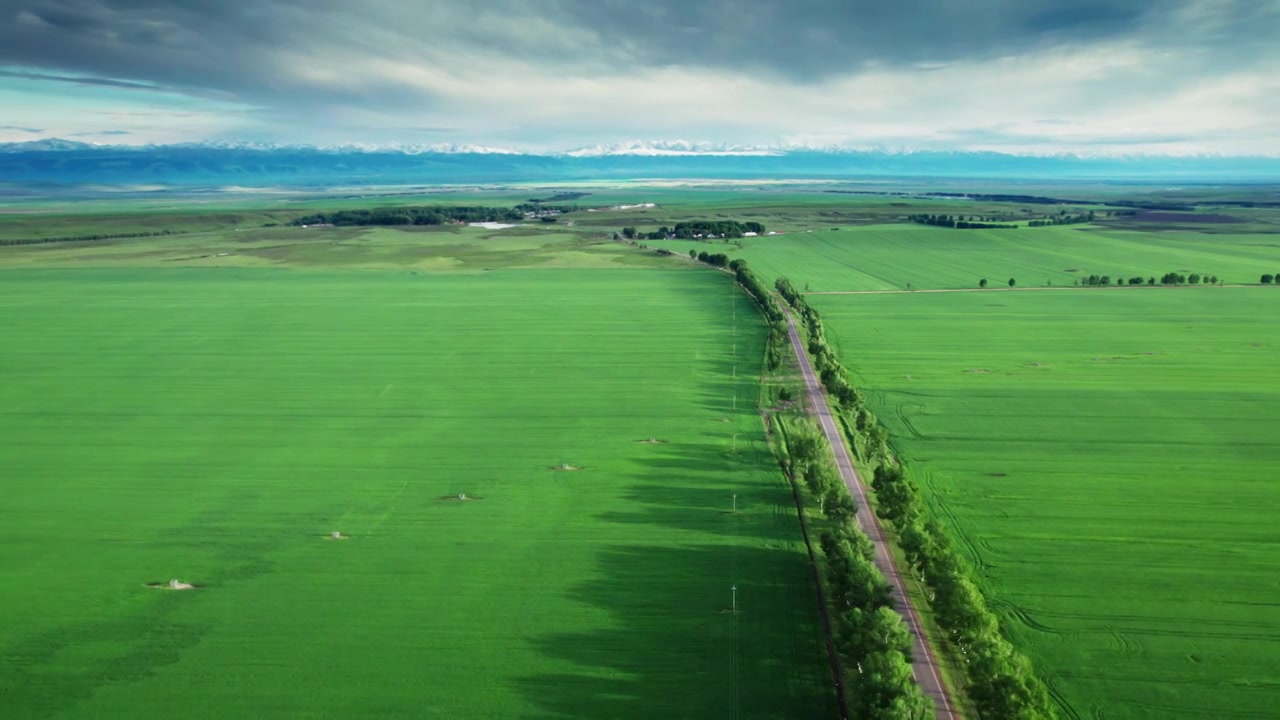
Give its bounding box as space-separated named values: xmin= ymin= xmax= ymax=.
xmin=0 ymin=267 xmax=834 ymax=719
xmin=811 ymin=288 xmax=1280 ymax=719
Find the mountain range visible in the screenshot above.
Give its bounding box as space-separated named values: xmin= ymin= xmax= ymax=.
xmin=2 ymin=139 xmax=1278 ymax=186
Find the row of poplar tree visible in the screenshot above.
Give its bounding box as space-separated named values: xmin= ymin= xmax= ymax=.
xmin=685 ymin=251 xmax=932 ymax=717
xmin=775 ymin=278 xmax=1060 ymax=720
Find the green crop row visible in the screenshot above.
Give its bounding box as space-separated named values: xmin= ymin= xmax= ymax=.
xmin=776 ymin=277 xmax=1058 ymax=720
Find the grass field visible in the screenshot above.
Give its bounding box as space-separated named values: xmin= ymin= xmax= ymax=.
xmin=0 ymin=266 xmax=835 ymax=718
xmin=809 ymin=288 xmax=1280 ymax=719
xmin=651 ymin=224 xmax=1280 ymax=290
xmin=0 ymin=224 xmax=672 ymax=271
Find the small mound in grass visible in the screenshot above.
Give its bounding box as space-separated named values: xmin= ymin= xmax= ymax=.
xmin=147 ymin=579 xmax=199 ymax=590
xmin=636 ymin=438 xmax=668 ymax=444
xmin=438 ymin=493 xmax=483 ymax=501
xmin=324 ymin=531 xmax=351 ymax=540
xmin=550 ymin=464 xmax=585 ymax=471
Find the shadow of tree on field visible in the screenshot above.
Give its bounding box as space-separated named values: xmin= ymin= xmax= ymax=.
xmin=513 ymin=544 xmax=837 ymax=720
xmin=514 ymin=434 xmax=837 ymax=719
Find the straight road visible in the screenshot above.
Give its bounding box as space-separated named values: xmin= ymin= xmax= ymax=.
xmin=780 ymin=304 xmax=957 ymax=720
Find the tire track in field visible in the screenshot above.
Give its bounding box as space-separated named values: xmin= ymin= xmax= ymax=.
xmin=893 ymin=400 xmax=928 ymax=441
xmin=929 ymin=489 xmax=990 ymax=576
xmin=991 ymin=600 xmax=1062 ymax=637
xmin=1046 ymin=682 xmax=1084 ymax=720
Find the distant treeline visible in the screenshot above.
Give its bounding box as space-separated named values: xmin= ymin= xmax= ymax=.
xmin=776 ymin=279 xmax=1059 ymax=720
xmin=921 ymin=192 xmax=1090 ymax=205
xmin=293 ymin=206 xmax=525 ymax=227
xmin=911 ymin=210 xmax=1097 ymax=229
xmin=622 ymin=220 xmax=765 ymax=241
xmin=528 ymin=192 xmax=589 ymax=203
xmin=0 ymin=229 xmax=179 ymax=247
xmin=514 ymin=203 xmax=580 ymax=216
xmin=1075 ymin=272 xmax=1219 ymax=287
xmin=908 ymin=214 xmax=1018 ymax=230
xmin=1027 ymin=210 xmax=1094 ymax=227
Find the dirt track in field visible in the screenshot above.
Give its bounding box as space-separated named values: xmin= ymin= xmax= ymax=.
xmin=781 ymin=304 xmax=957 ymax=720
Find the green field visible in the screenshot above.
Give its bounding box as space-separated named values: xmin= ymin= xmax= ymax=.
xmin=0 ymin=223 xmax=675 ymax=272
xmin=809 ymin=288 xmax=1280 ymax=719
xmin=652 ymin=224 xmax=1280 ymax=290
xmin=0 ymin=266 xmax=834 ymax=718
xmin=6 ymin=190 xmax=1280 ymax=719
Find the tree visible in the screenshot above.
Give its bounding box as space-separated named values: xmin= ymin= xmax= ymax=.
xmin=621 ymin=227 xmax=636 ymax=240
xmin=1148 ymin=277 xmax=1156 ymax=285
xmin=1263 ymin=274 xmax=1275 ymax=285
xmin=688 ymin=249 xmax=696 ymax=259
xmin=979 ymin=278 xmax=988 ymax=288
xmin=803 ymin=463 xmax=840 ymax=509
xmin=826 ymin=490 xmax=857 ymax=525
xmin=1189 ymin=273 xmax=1201 ymax=285
xmin=1008 ymin=278 xmax=1016 ymax=288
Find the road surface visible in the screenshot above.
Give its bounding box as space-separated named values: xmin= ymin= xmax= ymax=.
xmin=781 ymin=304 xmax=957 ymax=720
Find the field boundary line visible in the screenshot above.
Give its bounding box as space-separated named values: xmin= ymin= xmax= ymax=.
xmin=780 ymin=303 xmax=957 ymax=720
xmin=805 ymin=284 xmax=1257 ymax=296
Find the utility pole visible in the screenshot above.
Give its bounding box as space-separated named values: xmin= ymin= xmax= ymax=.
xmin=731 ymin=584 xmax=737 ymax=613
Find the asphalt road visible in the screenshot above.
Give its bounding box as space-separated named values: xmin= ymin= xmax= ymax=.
xmin=781 ymin=304 xmax=957 ymax=720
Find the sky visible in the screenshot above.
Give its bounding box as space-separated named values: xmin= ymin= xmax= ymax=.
xmin=1 ymin=0 xmax=1279 ymax=155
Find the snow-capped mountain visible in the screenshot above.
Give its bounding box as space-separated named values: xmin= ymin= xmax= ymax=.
xmin=1 ymin=137 xmax=1277 ymax=185
xmin=562 ymin=140 xmax=783 ymax=157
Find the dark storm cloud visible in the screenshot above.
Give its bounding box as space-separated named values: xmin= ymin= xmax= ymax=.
xmin=557 ymin=0 xmax=1155 ymax=77
xmin=3 ymin=0 xmax=1273 ymax=101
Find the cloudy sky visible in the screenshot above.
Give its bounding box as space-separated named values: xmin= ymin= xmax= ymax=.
xmin=1 ymin=0 xmax=1278 ymax=154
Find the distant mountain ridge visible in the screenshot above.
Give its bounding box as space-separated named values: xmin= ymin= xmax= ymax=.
xmin=1 ymin=138 xmax=1278 ymax=185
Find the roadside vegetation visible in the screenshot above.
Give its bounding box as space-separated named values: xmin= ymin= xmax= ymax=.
xmin=776 ymin=279 xmax=1058 ymax=719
